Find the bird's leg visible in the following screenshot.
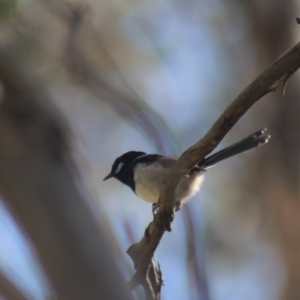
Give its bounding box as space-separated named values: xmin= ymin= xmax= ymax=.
xmin=174 ymin=201 xmax=182 ymax=212
xmin=152 ymin=202 xmax=160 ymax=215
xmin=153 ymin=200 xmax=181 ymax=215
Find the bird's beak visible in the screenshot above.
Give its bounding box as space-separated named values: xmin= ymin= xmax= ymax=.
xmin=103 ymin=173 xmax=113 ymax=181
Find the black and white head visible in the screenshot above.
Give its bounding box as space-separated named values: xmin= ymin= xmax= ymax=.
xmin=103 ymin=151 xmax=164 ymax=192
xmin=103 ymin=151 xmax=147 ymax=189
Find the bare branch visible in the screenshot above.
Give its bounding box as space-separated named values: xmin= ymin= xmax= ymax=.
xmin=127 ymin=41 xmax=300 ymax=296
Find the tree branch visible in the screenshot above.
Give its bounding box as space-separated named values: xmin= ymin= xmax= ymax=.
xmin=127 ymin=41 xmax=300 ymax=298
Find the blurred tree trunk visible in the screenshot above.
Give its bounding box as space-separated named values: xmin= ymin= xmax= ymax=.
xmin=0 ymin=47 xmax=133 ymax=300
xmin=231 ymin=1 xmax=300 ymax=299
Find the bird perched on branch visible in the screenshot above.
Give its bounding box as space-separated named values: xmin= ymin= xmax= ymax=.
xmin=104 ymin=129 xmax=270 ymax=211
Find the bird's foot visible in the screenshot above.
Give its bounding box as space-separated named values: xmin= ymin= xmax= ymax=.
xmin=152 ymin=202 xmax=160 ymax=215
xmin=174 ymin=201 xmax=182 ymax=212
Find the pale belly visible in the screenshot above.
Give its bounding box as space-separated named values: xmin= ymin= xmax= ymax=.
xmin=134 ymin=164 xmax=204 ymax=203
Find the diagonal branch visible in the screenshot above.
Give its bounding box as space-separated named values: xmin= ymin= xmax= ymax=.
xmin=127 ymin=41 xmax=300 ymax=298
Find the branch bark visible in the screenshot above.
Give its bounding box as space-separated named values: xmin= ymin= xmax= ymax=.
xmin=127 ymin=41 xmax=300 ymax=298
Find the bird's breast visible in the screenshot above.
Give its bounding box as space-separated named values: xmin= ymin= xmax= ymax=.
xmin=133 ymin=163 xmax=165 ymax=203
xmin=133 ymin=163 xmax=204 ymax=203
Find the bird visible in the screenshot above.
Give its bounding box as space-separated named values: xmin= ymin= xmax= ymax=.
xmin=103 ymin=129 xmax=270 ymax=211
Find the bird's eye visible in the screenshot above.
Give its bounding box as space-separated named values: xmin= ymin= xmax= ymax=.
xmin=115 ymin=162 xmax=124 ymax=174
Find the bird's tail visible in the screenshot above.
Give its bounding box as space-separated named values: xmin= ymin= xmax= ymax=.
xmin=198 ymin=129 xmax=270 ymax=169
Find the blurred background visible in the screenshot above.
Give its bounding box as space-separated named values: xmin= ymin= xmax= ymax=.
xmin=0 ymin=0 xmax=299 ymax=299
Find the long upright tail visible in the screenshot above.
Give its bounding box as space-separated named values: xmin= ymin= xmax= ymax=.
xmin=198 ymin=129 xmax=270 ymax=169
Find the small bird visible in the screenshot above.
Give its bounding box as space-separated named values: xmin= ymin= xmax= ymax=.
xmin=104 ymin=129 xmax=270 ymax=211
